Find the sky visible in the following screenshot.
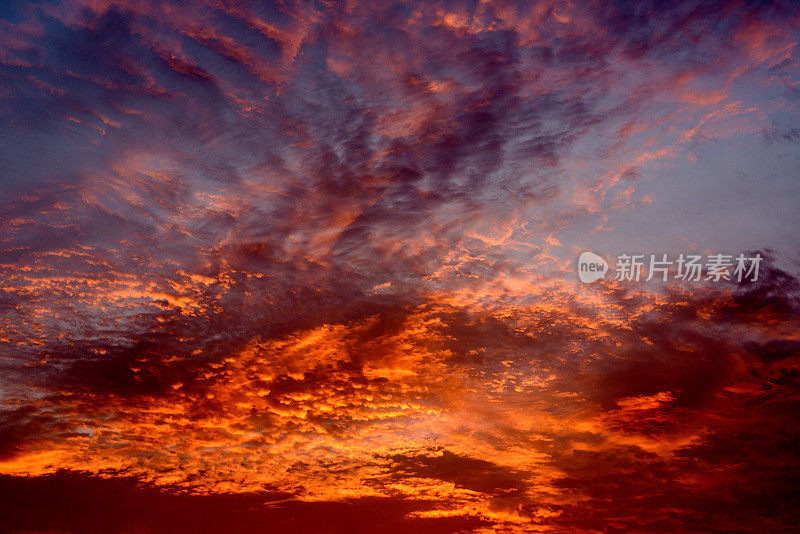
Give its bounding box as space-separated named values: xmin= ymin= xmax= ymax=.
xmin=1 ymin=0 xmax=800 ymax=532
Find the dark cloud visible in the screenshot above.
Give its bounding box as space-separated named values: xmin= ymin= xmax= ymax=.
xmin=390 ymin=449 xmax=528 ymax=496
xmin=0 ymin=472 xmax=491 ymax=534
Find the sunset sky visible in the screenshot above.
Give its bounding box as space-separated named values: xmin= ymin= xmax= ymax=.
xmin=1 ymin=0 xmax=800 ymax=532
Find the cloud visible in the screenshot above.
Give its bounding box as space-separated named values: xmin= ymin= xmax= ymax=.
xmin=1 ymin=0 xmax=800 ymax=531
